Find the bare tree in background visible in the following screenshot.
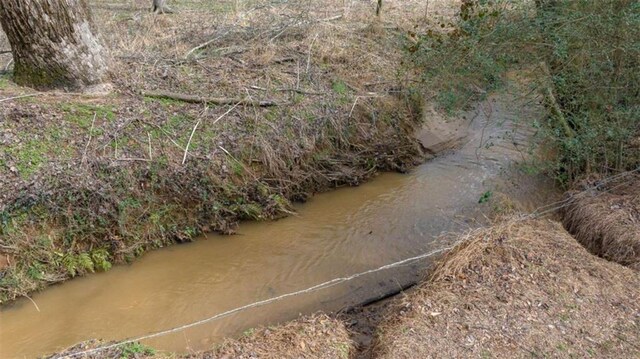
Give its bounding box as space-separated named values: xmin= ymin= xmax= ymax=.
xmin=0 ymin=0 xmax=110 ymax=92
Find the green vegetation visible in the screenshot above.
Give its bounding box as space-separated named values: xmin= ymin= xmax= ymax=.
xmin=118 ymin=342 xmax=156 ymax=358
xmin=478 ymin=190 xmax=492 ymax=204
xmin=59 ymin=102 xmax=116 ymax=127
xmin=410 ymin=0 xmax=640 ymax=183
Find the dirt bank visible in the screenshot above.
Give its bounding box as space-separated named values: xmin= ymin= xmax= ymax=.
xmin=373 ymin=219 xmax=640 ymax=358
xmin=562 ymin=174 xmax=640 ymax=270
xmin=0 ymin=0 xmax=464 ymax=304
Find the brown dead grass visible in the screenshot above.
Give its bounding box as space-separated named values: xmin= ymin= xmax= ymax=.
xmin=47 ymin=314 xmax=352 ymax=359
xmin=562 ymin=174 xmax=640 ymax=270
xmin=373 ymin=219 xmax=640 ymax=358
xmin=190 ymin=314 xmax=353 ymax=359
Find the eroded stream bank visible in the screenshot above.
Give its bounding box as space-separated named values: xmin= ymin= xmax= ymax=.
xmin=0 ymin=89 xmax=559 ymax=358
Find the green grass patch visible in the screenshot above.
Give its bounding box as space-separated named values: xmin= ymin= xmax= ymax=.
xmin=59 ymin=102 xmax=116 ymax=127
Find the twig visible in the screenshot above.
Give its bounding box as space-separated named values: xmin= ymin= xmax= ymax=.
xmin=185 ymin=38 xmax=218 ymax=58
xmin=0 ymin=50 xmax=11 ymax=55
xmin=250 ymin=85 xmax=324 ymax=96
xmin=320 ymin=15 xmax=343 ymax=22
xmin=540 ymin=62 xmax=574 ymax=138
xmin=212 ymin=102 xmax=240 ymax=126
xmin=281 ymin=88 xmax=324 ymax=95
xmin=22 ymin=293 xmax=40 ymax=312
xmin=147 ymin=132 xmax=153 ymax=161
xmin=348 ymin=97 xmax=360 ymax=118
xmin=306 ymin=34 xmax=319 ymax=75
xmin=218 ymin=145 xmax=258 ymax=180
xmin=274 ymin=57 xmax=295 ymax=64
xmin=0 ymin=92 xmax=41 ymax=103
xmin=139 ymin=119 xmax=185 ymax=152
xmin=140 ymin=90 xmax=277 ymax=107
xmin=296 ymin=60 xmax=301 ymax=90
xmin=184 ymin=18 xmax=247 ymax=58
xmin=181 ymin=102 xmax=238 ymax=166
xmin=182 ymin=119 xmax=201 ymax=165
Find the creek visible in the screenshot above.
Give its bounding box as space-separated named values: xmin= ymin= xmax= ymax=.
xmin=0 ymin=92 xmax=558 ymax=358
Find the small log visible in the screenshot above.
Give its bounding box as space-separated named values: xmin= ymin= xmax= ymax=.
xmin=140 ymin=90 xmax=278 ymax=107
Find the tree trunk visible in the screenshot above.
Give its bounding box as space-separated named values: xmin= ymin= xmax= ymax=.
xmin=0 ymin=0 xmax=109 ymax=92
xmin=152 ymin=0 xmax=173 ymax=14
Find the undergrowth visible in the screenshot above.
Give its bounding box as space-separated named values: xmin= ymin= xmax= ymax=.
xmin=409 ymin=0 xmax=640 ymax=183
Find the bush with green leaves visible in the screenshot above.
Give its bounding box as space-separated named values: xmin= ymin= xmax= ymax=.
xmin=410 ymin=0 xmax=639 ymax=183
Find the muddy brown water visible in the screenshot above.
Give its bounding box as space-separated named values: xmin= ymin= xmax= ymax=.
xmin=0 ymin=94 xmax=559 ymax=358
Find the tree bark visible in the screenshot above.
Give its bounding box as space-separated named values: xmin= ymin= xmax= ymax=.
xmin=152 ymin=0 xmax=173 ymax=14
xmin=0 ymin=0 xmax=110 ymax=92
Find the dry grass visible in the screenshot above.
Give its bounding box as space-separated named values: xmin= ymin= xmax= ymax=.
xmin=562 ymin=174 xmax=640 ymax=270
xmin=191 ymin=314 xmax=353 ymax=359
xmin=373 ymin=219 xmax=640 ymax=358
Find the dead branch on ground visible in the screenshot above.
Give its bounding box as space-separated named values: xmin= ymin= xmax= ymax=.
xmin=140 ymin=90 xmax=278 ymax=107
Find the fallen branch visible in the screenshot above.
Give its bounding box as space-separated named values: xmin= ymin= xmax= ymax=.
xmin=0 ymin=92 xmax=41 ymax=103
xmin=320 ymin=14 xmax=343 ymax=22
xmin=250 ymin=85 xmax=324 ymax=96
xmin=0 ymin=50 xmax=11 ymax=55
xmin=140 ymin=90 xmax=277 ymax=107
xmin=4 ymin=58 xmax=13 ymax=71
xmin=182 ymin=119 xmax=201 ymax=165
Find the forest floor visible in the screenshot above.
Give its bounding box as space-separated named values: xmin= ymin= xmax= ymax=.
xmin=0 ymin=0 xmax=461 ymax=303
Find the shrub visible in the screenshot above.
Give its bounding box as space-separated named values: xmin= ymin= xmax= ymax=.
xmin=410 ymin=0 xmax=640 ymax=183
